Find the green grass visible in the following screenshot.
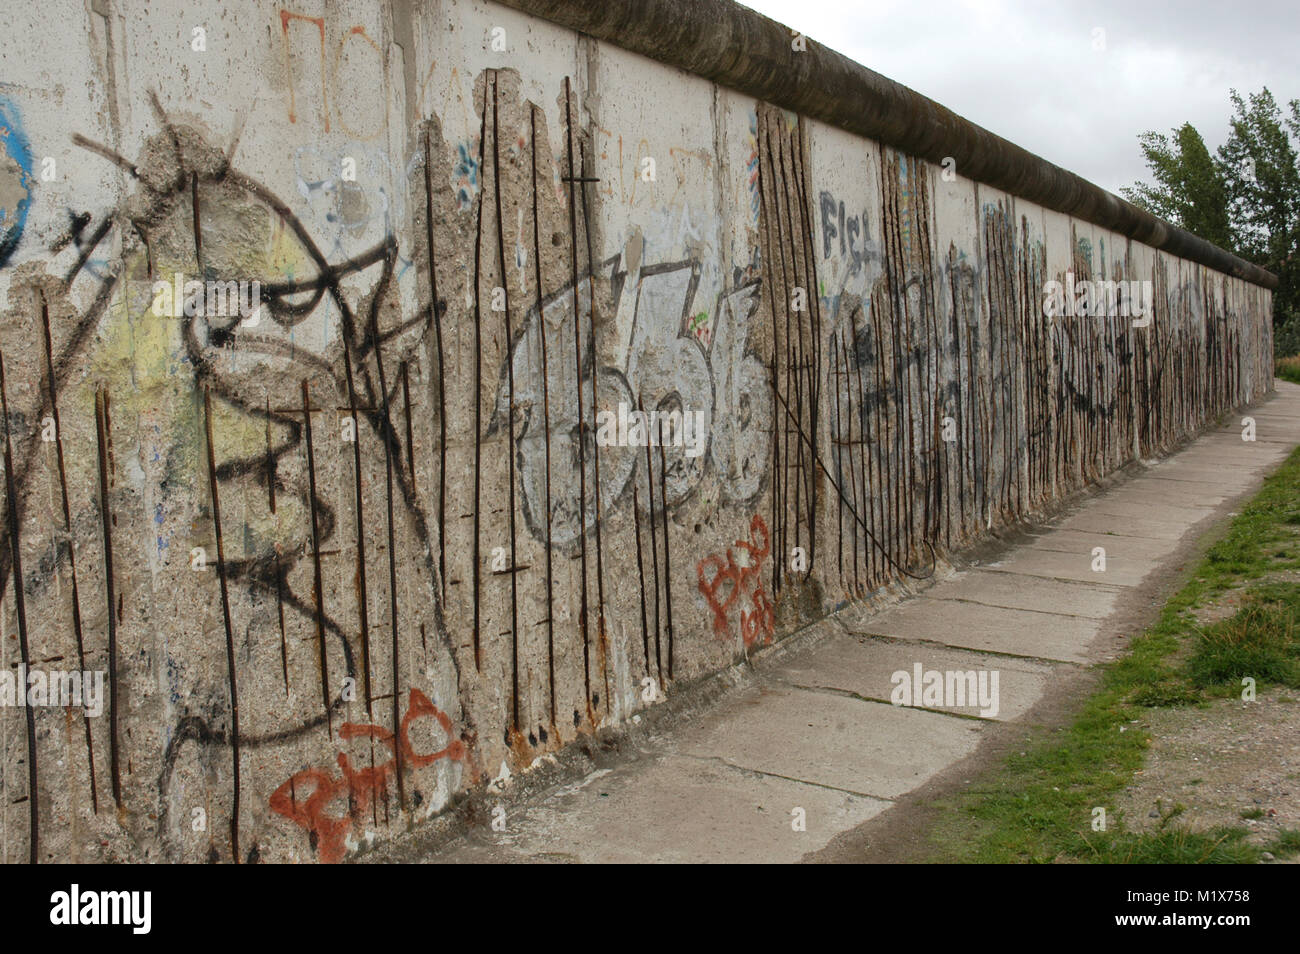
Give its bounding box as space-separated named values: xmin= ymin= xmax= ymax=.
xmin=1272 ymin=829 xmax=1300 ymax=854
xmin=1093 ymin=826 xmax=1300 ymax=864
xmin=1186 ymin=590 xmax=1300 ymax=691
xmin=1278 ymin=355 xmax=1300 ymax=385
xmin=923 ymin=443 xmax=1300 ymax=864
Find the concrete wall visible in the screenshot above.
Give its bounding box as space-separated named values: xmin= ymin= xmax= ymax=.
xmin=0 ymin=0 xmax=1272 ymax=863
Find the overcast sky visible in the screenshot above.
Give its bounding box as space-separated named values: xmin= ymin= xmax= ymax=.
xmin=739 ymin=0 xmax=1298 ymax=196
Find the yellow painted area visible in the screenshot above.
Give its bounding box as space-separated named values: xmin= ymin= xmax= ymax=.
xmin=267 ymin=214 xmax=317 ymax=285
xmin=62 ymin=245 xmax=315 ymax=563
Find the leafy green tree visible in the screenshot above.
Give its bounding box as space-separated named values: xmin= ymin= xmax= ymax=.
xmin=1120 ymin=123 xmax=1232 ymax=251
xmin=1216 ymin=88 xmax=1300 ymax=326
xmin=1125 ymin=88 xmax=1300 ymax=354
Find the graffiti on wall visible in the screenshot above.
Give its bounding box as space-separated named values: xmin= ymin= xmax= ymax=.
xmin=0 ymin=89 xmax=470 ymax=864
xmin=269 ymin=688 xmax=465 ymax=864
xmin=696 ymin=513 xmax=775 ymax=649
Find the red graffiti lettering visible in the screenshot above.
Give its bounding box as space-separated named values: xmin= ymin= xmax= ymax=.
xmin=697 ymin=514 xmax=775 ymax=648
xmin=270 ymin=688 xmax=465 ymax=863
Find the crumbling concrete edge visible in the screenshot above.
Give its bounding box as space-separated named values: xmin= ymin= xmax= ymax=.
xmin=495 ymin=0 xmax=1276 ymax=289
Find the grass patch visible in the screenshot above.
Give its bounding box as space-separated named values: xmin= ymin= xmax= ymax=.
xmin=1094 ymin=827 xmax=1260 ymax=864
xmin=1278 ymin=355 xmax=1300 ymax=386
xmin=1186 ymin=592 xmax=1300 ymax=691
xmin=1271 ymin=829 xmax=1300 ymax=854
xmin=923 ymin=442 xmax=1300 ymax=864
xmin=1089 ymin=826 xmax=1300 ymax=864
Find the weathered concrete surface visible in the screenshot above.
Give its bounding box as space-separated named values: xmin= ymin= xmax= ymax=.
xmin=424 ymin=753 xmax=892 ymax=864
xmin=495 ymin=0 xmax=1276 ymax=289
xmin=0 ymin=0 xmax=1277 ymax=864
xmin=672 ymin=683 xmax=985 ymax=798
xmin=981 ymin=548 xmax=1154 ymax=588
xmin=405 ymin=382 xmax=1299 ymax=863
xmin=1024 ymin=530 xmax=1182 ymax=563
xmin=851 ymin=597 xmax=1102 ymax=663
xmin=1059 ymin=511 xmax=1203 ymax=540
xmin=771 ymin=634 xmax=1056 ymax=722
xmin=923 ymin=568 xmax=1123 ymax=619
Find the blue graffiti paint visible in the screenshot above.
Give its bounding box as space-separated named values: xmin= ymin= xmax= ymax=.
xmin=0 ymin=95 xmax=34 ymax=268
xmin=453 ymin=139 xmax=480 ymax=211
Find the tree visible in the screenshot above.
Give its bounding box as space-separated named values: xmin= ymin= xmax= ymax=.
xmin=1216 ymin=88 xmax=1300 ymax=326
xmin=1120 ymin=123 xmax=1232 ymax=251
xmin=1124 ymin=88 xmax=1300 ymax=352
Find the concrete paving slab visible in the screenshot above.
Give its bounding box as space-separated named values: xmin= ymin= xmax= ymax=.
xmin=1072 ymin=488 xmax=1228 ymax=512
xmin=1138 ymin=464 xmax=1253 ymax=485
xmin=1159 ymin=457 xmax=1286 ymax=475
xmin=1058 ymin=510 xmax=1200 ymax=540
xmin=1193 ymin=433 xmax=1295 ymax=445
xmin=1182 ymin=433 xmax=1292 ymax=442
xmin=431 ymin=753 xmax=890 ymax=863
xmin=1187 ymin=423 xmax=1294 ymax=437
xmin=673 ymin=682 xmax=984 ymax=798
xmin=1168 ymin=444 xmax=1290 ymax=464
xmin=1247 ymin=419 xmax=1300 ymax=429
xmin=1075 ymin=497 xmax=1216 ymax=522
xmin=925 ymin=568 xmax=1122 ymax=619
xmin=772 ymin=631 xmax=1056 ymax=721
xmin=1198 ymin=419 xmax=1295 ymax=432
xmin=848 ymin=596 xmax=1099 ymax=662
xmin=982 ymin=546 xmax=1153 ymax=587
xmin=1122 ymin=477 xmax=1243 ymax=502
xmin=1023 ymin=528 xmax=1181 ymax=562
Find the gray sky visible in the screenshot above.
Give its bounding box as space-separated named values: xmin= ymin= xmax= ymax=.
xmin=739 ymin=0 xmax=1298 ymax=196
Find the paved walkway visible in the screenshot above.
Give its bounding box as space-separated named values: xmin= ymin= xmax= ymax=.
xmin=423 ymin=382 xmax=1300 ymax=863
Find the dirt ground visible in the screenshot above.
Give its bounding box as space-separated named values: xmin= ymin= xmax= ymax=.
xmin=1113 ymin=691 xmax=1300 ymax=861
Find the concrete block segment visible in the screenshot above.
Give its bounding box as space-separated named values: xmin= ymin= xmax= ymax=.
xmin=673 ymin=682 xmax=985 ymax=799
xmin=980 ymin=547 xmax=1154 ymax=589
xmin=773 ymin=632 xmax=1056 ymax=722
xmin=1024 ymin=529 xmax=1183 ymax=563
xmin=852 ymin=597 xmax=1101 ymax=663
xmin=1059 ymin=511 xmax=1206 ymax=540
xmin=431 ymin=754 xmax=890 ymax=864
xmin=925 ymin=569 xmax=1124 ymax=620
